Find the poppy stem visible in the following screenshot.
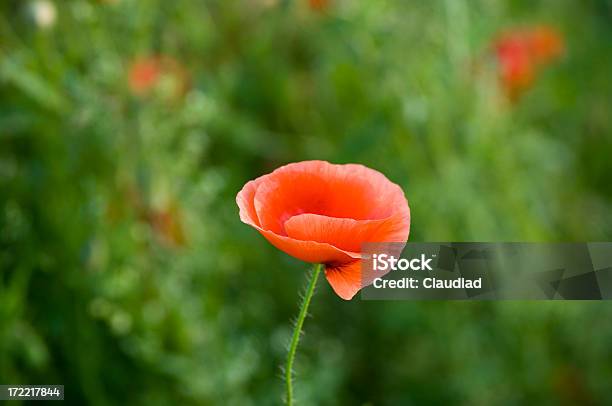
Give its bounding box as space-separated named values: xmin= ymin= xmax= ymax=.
xmin=285 ymin=262 xmax=322 ymax=405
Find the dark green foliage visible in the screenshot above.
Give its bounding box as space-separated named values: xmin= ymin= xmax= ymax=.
xmin=1 ymin=1 xmax=612 ymax=404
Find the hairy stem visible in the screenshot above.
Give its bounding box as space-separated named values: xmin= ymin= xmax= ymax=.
xmin=285 ymin=263 xmax=322 ymax=405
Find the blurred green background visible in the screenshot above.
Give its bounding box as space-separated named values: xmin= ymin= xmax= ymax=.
xmin=2 ymin=0 xmax=612 ymax=404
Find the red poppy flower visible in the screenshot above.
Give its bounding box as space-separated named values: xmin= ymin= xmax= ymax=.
xmin=128 ymin=57 xmax=162 ymax=95
xmin=308 ymin=0 xmax=330 ymax=11
xmin=237 ymin=160 xmax=410 ymax=300
xmin=528 ymin=26 xmax=564 ymax=65
xmin=493 ymin=25 xmax=564 ymax=100
xmin=495 ymin=31 xmax=535 ymax=99
xmin=127 ymin=56 xmax=189 ymax=99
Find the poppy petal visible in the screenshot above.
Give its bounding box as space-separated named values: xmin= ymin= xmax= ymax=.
xmin=253 ymin=161 xmax=407 ymax=235
xmin=236 ymin=178 xmax=264 ymax=228
xmin=284 ymin=213 xmax=409 ymax=253
xmin=237 ymin=174 xmax=363 ymax=263
xmin=257 ymin=227 xmax=360 ymax=264
xmin=324 ymin=261 xmax=362 ymax=300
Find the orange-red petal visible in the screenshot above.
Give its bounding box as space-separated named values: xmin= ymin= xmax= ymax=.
xmin=253 ymin=161 xmax=405 ymax=232
xmin=284 ymin=213 xmax=409 ymax=253
xmin=324 ymin=261 xmax=362 ymax=300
